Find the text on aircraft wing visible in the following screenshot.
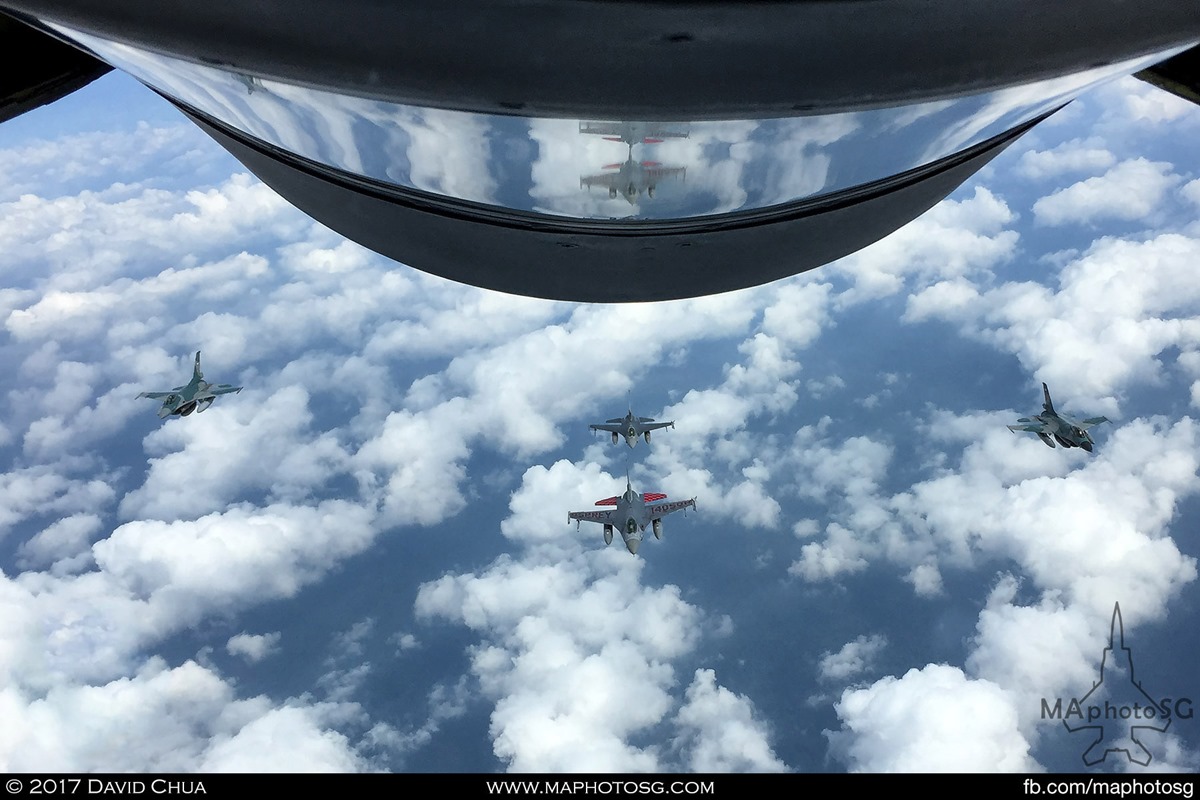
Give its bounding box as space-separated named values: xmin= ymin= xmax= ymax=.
xmin=570 ymin=510 xmax=615 ymax=524
xmin=648 ymin=499 xmax=696 ymax=517
xmin=640 ymin=165 xmax=686 ymax=180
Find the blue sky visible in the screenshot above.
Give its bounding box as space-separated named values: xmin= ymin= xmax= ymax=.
xmin=2 ymin=66 xmax=1200 ymax=773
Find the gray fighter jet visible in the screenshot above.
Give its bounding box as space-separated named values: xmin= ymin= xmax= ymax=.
xmin=569 ymin=479 xmax=696 ymax=555
xmin=1008 ymin=382 xmax=1109 ymax=451
xmin=137 ymin=351 xmax=242 ymax=418
xmin=578 ymin=120 xmax=690 ymax=146
xmin=589 ymin=407 xmax=675 ymax=447
xmin=580 ymin=145 xmax=686 ymax=204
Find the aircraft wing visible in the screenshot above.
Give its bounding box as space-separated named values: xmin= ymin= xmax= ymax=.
xmin=589 ymin=423 xmax=623 ymax=433
xmin=1008 ymin=422 xmax=1047 ymax=433
xmin=647 ymin=498 xmax=696 ymax=519
xmin=580 ymin=172 xmax=620 ymax=190
xmin=1080 ymin=416 xmax=1110 ymax=429
xmin=211 ymin=385 xmax=243 ymax=396
xmin=137 ymin=391 xmax=173 ymax=400
xmin=578 ymin=122 xmax=689 ymax=141
xmin=578 ymin=121 xmax=626 ymax=138
xmin=641 ymin=165 xmax=686 ymax=181
xmin=569 ymin=509 xmax=615 ymax=526
xmin=640 ymin=420 xmax=674 ymax=432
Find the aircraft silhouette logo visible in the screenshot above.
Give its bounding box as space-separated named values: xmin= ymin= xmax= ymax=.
xmin=1062 ymin=603 xmax=1171 ymax=766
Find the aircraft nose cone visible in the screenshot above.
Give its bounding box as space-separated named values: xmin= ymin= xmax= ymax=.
xmin=625 ymin=539 xmax=640 ymax=555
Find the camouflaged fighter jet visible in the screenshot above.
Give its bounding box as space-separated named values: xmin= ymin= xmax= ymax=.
xmin=589 ymin=406 xmax=675 ymax=448
xmin=569 ymin=479 xmax=696 ymax=555
xmin=137 ymin=351 xmax=242 ymax=418
xmin=1008 ymin=382 xmax=1109 ymax=451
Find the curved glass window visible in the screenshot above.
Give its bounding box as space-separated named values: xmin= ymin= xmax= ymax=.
xmin=40 ymin=22 xmax=1192 ymax=222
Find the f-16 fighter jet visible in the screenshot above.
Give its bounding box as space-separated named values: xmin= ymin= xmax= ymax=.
xmin=589 ymin=407 xmax=675 ymax=448
xmin=1008 ymin=383 xmax=1109 ymax=451
xmin=137 ymin=351 xmax=242 ymax=418
xmin=569 ymin=479 xmax=696 ymax=555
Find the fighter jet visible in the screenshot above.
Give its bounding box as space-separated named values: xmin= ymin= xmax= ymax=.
xmin=137 ymin=351 xmax=242 ymax=418
xmin=1007 ymin=382 xmax=1109 ymax=451
xmin=589 ymin=407 xmax=675 ymax=447
xmin=578 ymin=120 xmax=690 ymax=146
xmin=580 ymin=145 xmax=686 ymax=204
xmin=568 ymin=479 xmax=696 ymax=555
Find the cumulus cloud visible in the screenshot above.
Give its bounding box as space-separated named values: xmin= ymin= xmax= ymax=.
xmin=1016 ymin=138 xmax=1116 ymax=181
xmin=1032 ymin=158 xmax=1181 ymax=226
xmin=417 ymin=461 xmax=784 ymax=772
xmin=906 ymin=233 xmax=1200 ymax=399
xmin=672 ymin=669 xmax=788 ymax=772
xmin=16 ymin=513 xmax=102 ymax=573
xmin=226 ymin=632 xmax=281 ymax=663
xmin=819 ymin=635 xmax=888 ymax=683
xmin=4 ymin=55 xmax=1200 ymax=776
xmin=830 ymin=664 xmax=1038 ymax=772
xmin=0 ymin=657 xmax=367 ymax=772
xmin=832 ymin=187 xmax=1018 ymax=304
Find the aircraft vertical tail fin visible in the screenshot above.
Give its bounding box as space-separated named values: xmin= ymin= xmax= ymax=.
xmin=1042 ymin=382 xmax=1055 ymax=414
xmin=193 ymin=351 xmax=203 ymax=381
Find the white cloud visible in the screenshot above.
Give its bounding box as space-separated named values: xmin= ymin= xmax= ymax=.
xmin=16 ymin=513 xmax=102 ymax=572
xmin=226 ymin=632 xmax=281 ymax=663
xmin=0 ymin=658 xmax=366 ymax=772
xmin=832 ymin=187 xmax=1018 ymax=304
xmin=907 ymin=233 xmax=1200 ymax=399
xmin=672 ymin=669 xmax=789 ymax=772
xmin=417 ymin=461 xmax=782 ymax=772
xmin=830 ymin=664 xmax=1038 ymax=772
xmin=819 ymin=635 xmax=888 ymax=683
xmin=1102 ymin=76 xmax=1200 ymax=126
xmin=120 ymin=385 xmax=352 ymax=521
xmin=94 ymin=501 xmax=377 ymax=624
xmin=1016 ymin=138 xmax=1116 ymax=181
xmin=0 ymin=467 xmax=114 ymax=541
xmin=1032 ymin=158 xmax=1180 ymax=226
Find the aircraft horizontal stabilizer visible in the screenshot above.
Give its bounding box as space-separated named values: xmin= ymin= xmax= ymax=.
xmin=595 ymin=496 xmax=619 ymax=506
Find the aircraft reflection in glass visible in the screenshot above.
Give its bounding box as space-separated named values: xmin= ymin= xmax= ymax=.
xmin=578 ymin=121 xmax=689 ymax=205
xmin=137 ymin=351 xmax=242 ymax=419
xmin=569 ymin=479 xmax=696 ymax=555
xmin=13 ymin=13 xmax=1196 ymax=301
xmin=580 ymin=146 xmax=686 ymax=204
xmin=577 ymin=120 xmax=690 ymax=146
xmin=1008 ymin=383 xmax=1109 ymax=451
